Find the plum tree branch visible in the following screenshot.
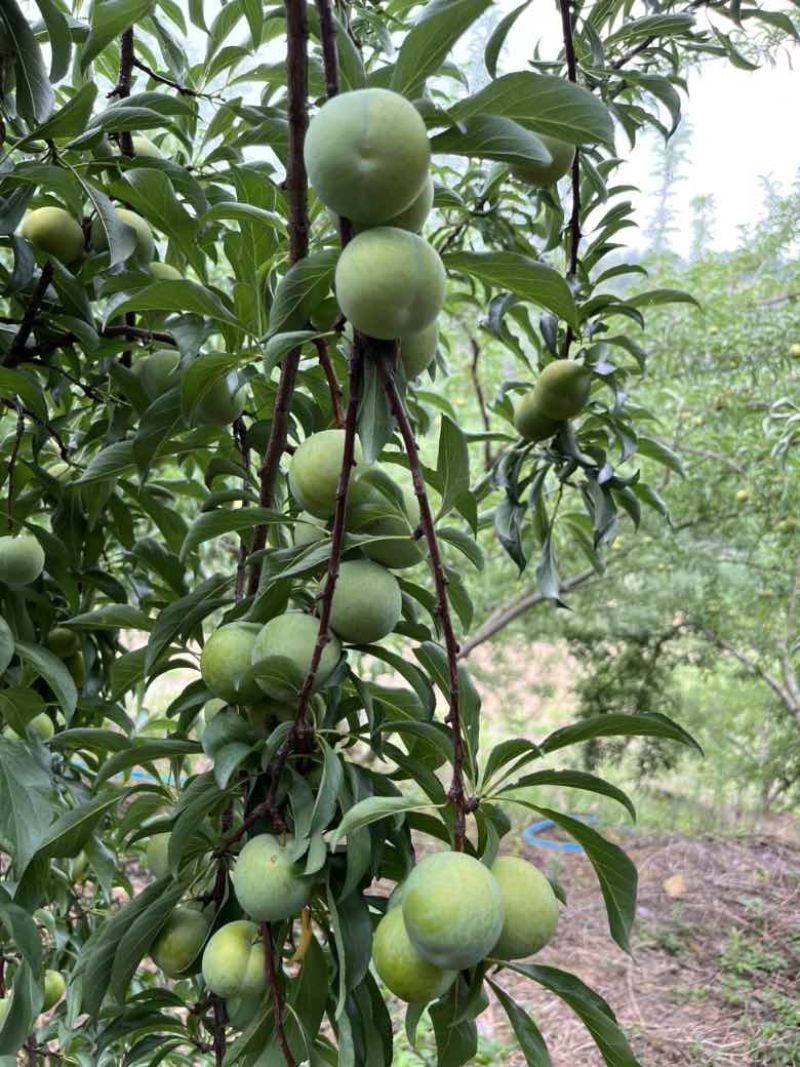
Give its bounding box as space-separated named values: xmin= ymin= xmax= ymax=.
xmin=558 ymin=0 xmax=581 ymax=358
xmin=378 ymin=358 xmax=470 ymax=851
xmin=314 ymin=335 xmax=344 ymax=427
xmin=262 ymin=923 xmax=295 ymax=1067
xmin=248 ymin=0 xmax=309 ymax=595
xmin=132 ymin=57 xmax=206 ymax=97
xmin=5 ymin=402 xmax=24 ymax=533
xmin=4 ymin=261 xmax=54 ymax=366
xmin=468 ymin=336 xmax=492 ymax=471
xmin=233 ymin=417 xmax=250 ymax=602
xmin=111 ymin=29 xmax=135 ymax=157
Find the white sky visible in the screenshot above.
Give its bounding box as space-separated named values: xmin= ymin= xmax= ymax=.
xmin=498 ymin=1 xmax=800 ymax=256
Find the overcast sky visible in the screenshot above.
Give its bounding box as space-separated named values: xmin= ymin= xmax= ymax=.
xmin=499 ymin=2 xmax=800 ymax=257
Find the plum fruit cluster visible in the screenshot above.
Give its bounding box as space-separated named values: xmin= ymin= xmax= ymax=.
xmin=306 ymin=87 xmax=443 ymax=379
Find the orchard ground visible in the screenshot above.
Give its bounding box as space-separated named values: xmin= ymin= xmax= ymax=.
xmin=137 ymin=636 xmax=800 ymax=1066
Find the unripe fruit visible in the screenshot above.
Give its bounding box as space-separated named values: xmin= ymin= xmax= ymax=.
xmin=231 ymin=834 xmax=312 ymax=922
xmin=201 ymin=920 xmax=267 ymax=999
xmin=146 ymin=832 xmax=171 ymax=879
xmin=193 ymin=372 xmax=247 ymax=427
xmin=356 ymin=175 xmax=435 ymax=235
xmin=201 ymin=697 xmax=227 ymax=733
xmin=288 ymin=429 xmax=364 ymax=518
xmin=20 ymin=207 xmax=84 ymax=264
xmin=735 ymin=489 xmax=750 ymax=505
xmin=326 ymin=559 xmax=402 ymax=644
xmin=132 ymin=350 xmax=181 ymax=400
xmin=92 ymin=208 xmax=155 ymax=261
xmin=45 ymin=626 xmax=79 ymax=659
xmin=0 ymin=997 xmax=9 ymax=1023
xmin=531 ymin=359 xmax=592 ymax=420
xmin=790 ymin=342 xmax=800 ymax=358
xmin=132 ymin=135 xmax=164 ymax=159
xmin=372 ymin=907 xmax=455 ymax=1004
xmin=490 ymin=856 xmax=559 ymax=959
xmin=200 ymin=622 xmax=263 ymax=704
xmin=71 ymin=850 xmax=89 ymax=883
xmin=335 ymin=228 xmax=446 ymax=340
xmin=151 ymin=907 xmax=210 ymax=977
xmin=148 ymin=261 xmax=182 ymax=281
xmin=27 ymin=713 xmax=54 ymax=742
xmin=511 ymin=134 xmax=575 ymax=187
xmin=65 ymin=651 xmax=85 ymax=687
xmin=514 ymin=393 xmax=562 ymax=443
xmin=346 ymin=472 xmax=424 ymax=570
xmin=402 ymin=852 xmax=504 ymax=970
xmin=251 ymin=613 xmax=341 ymax=703
xmin=399 ymin=322 xmax=439 ymax=379
xmin=304 ymin=88 xmax=430 ymax=225
xmin=293 ymin=512 xmax=327 ymax=547
xmin=42 ymin=969 xmax=65 ymax=1010
xmin=0 ymin=533 xmax=45 ymax=584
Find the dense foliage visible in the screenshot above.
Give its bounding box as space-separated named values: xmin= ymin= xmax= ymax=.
xmin=0 ymin=0 xmax=794 ymax=1063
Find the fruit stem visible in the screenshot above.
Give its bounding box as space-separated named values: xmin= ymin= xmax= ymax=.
xmin=378 ymin=359 xmax=469 ymax=852
xmin=558 ymin=0 xmax=582 ymax=359
xmin=314 ymin=335 xmax=345 ymax=427
xmin=248 ymin=0 xmax=310 ymax=595
xmin=262 ymin=922 xmax=296 ymax=1067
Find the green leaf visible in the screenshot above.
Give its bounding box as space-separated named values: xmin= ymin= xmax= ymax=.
xmin=444 ymin=251 xmax=578 ymax=327
xmin=0 ymin=737 xmax=52 ymax=872
xmin=109 ymin=280 xmax=241 ymax=329
xmin=96 ymin=739 xmax=202 ymax=785
xmin=605 ymin=12 xmax=694 ymax=45
xmin=78 ymin=441 xmax=136 ymax=484
xmin=81 ymin=0 xmax=156 ymax=71
xmin=390 ymin=0 xmax=492 ymax=96
xmin=15 ymin=641 xmax=78 ymax=720
xmin=110 ymin=879 xmax=185 ymax=1002
xmin=75 ymin=176 xmax=137 ymax=267
xmin=436 ymin=415 xmax=470 ymax=517
xmin=0 ymin=369 xmax=47 ymax=423
xmin=499 ymin=769 xmax=636 ymax=821
xmin=66 ymin=605 xmax=151 ymax=631
xmin=636 ymin=435 xmax=685 ymax=477
xmin=144 ymin=575 xmax=231 ymax=673
xmin=541 ymin=712 xmax=702 ymax=756
xmin=267 ymin=249 xmax=337 ymax=336
xmin=0 ymin=0 xmax=53 ymax=123
xmin=32 ymin=0 xmax=72 ymax=81
xmin=19 ymin=83 xmax=97 ymax=144
xmin=450 ymin=72 xmax=614 ymax=146
xmin=181 ymin=507 xmax=284 ymax=561
xmin=486 ymin=979 xmax=552 ymax=1066
xmin=484 ymin=0 xmax=533 ymax=77
xmin=502 ymin=963 xmax=642 ymax=1066
xmin=429 ymin=980 xmax=479 ymax=1067
xmin=331 ymin=794 xmax=434 ymax=847
xmin=431 ymin=116 xmax=552 ymax=167
xmin=627 ymin=288 xmax=700 ymax=309
xmin=0 ymin=617 xmax=13 ymax=674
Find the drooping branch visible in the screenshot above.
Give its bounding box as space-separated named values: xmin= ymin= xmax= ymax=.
xmin=378 ymin=358 xmax=470 ymax=850
xmin=3 ymin=261 xmax=54 ymax=367
xmin=314 ymin=336 xmax=344 ymax=427
xmin=262 ymin=923 xmax=295 ymax=1067
xmin=558 ymin=0 xmax=581 ymax=358
xmin=5 ymin=403 xmax=25 ymax=533
xmin=458 ymin=566 xmax=597 ymax=658
xmin=248 ymin=0 xmax=309 ymax=595
xmin=692 ymin=624 xmax=799 ymax=722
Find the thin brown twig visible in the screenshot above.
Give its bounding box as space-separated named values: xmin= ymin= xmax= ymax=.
xmin=313 ymin=336 xmax=344 ymax=427
xmin=315 ymin=0 xmax=340 ymax=100
xmin=468 ymin=336 xmax=492 ymax=470
xmin=378 ymin=358 xmax=469 ymax=850
xmin=559 ymin=0 xmax=581 ymax=358
xmin=132 ymin=57 xmax=206 ymax=97
xmin=233 ymin=417 xmax=250 ymax=602
xmin=5 ymin=403 xmax=24 ymax=533
xmin=4 ymin=261 xmax=54 ymax=366
xmin=248 ymin=0 xmax=309 ymax=596
xmin=611 ymin=35 xmax=656 ymax=69
xmin=262 ymin=923 xmax=295 ymax=1067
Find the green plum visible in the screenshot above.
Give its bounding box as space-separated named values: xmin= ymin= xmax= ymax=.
xmin=288 ymin=429 xmax=364 ymax=518
xmin=231 ymin=834 xmax=312 ymax=922
xmin=251 ymin=613 xmax=341 ymax=703
xmin=373 ymin=907 xmax=455 ymax=1003
xmin=0 ymin=533 xmax=45 ymax=585
xmin=491 ymin=855 xmax=560 ymax=959
xmin=151 ymin=907 xmax=210 ymax=977
xmin=201 ymin=920 xmax=267 ymax=999
xmin=200 ymin=622 xmax=263 ymax=704
xmin=326 ymin=559 xmax=402 ymax=644
xmin=335 ymin=228 xmax=446 ymax=340
xmin=511 ymin=134 xmax=575 ymax=187
xmin=20 ymin=207 xmax=84 ymax=264
xmin=304 ymin=88 xmax=430 ymax=225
